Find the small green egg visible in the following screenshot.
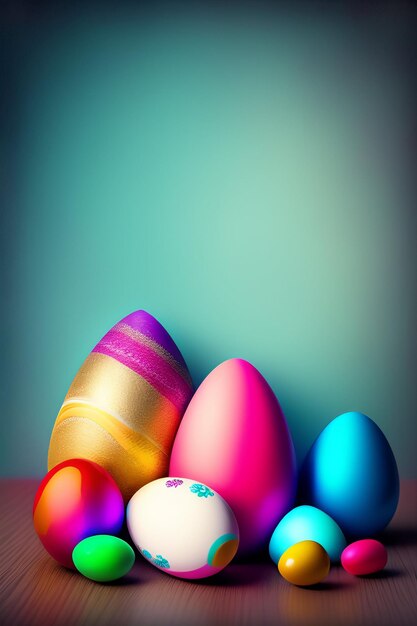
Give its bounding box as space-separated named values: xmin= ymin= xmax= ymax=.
xmin=72 ymin=535 xmax=135 ymax=582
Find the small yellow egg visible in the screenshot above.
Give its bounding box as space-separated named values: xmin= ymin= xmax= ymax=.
xmin=278 ymin=540 xmax=330 ymax=586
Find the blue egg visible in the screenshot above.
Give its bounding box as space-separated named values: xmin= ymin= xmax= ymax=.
xmin=269 ymin=505 xmax=346 ymax=564
xmin=299 ymin=412 xmax=399 ymax=537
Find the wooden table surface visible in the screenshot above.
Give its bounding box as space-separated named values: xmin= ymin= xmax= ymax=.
xmin=1 ymin=479 xmax=416 ymax=626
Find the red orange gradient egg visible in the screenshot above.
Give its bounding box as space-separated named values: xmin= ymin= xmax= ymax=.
xmin=33 ymin=459 xmax=124 ymax=568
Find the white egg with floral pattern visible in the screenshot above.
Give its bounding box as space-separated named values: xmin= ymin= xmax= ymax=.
xmin=127 ymin=477 xmax=239 ymax=579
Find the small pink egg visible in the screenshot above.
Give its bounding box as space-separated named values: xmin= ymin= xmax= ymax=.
xmin=341 ymin=539 xmax=387 ymax=576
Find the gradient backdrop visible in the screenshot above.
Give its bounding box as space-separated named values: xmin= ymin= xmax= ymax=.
xmin=1 ymin=1 xmax=416 ymax=477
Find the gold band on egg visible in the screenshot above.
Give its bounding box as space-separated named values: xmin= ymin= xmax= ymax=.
xmin=48 ymin=410 xmax=168 ymax=501
xmin=54 ymin=401 xmax=167 ymax=455
xmin=63 ymin=352 xmax=181 ymax=450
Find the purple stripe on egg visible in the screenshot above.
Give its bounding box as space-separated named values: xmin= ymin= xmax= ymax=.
xmin=121 ymin=310 xmax=187 ymax=370
xmin=93 ymin=328 xmax=192 ymax=411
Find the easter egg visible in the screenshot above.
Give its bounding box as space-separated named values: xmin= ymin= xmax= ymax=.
xmin=341 ymin=539 xmax=387 ymax=576
xmin=127 ymin=477 xmax=239 ymax=579
xmin=73 ymin=535 xmax=135 ymax=582
xmin=299 ymin=412 xmax=399 ymax=537
xmin=169 ymin=358 xmax=296 ymax=555
xmin=269 ymin=505 xmax=346 ymax=564
xmin=278 ymin=540 xmax=330 ymax=586
xmin=48 ymin=310 xmax=193 ymax=501
xmin=33 ymin=459 xmax=124 ymax=568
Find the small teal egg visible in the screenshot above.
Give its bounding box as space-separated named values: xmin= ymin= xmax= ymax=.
xmin=269 ymin=505 xmax=346 ymax=564
xmin=299 ymin=412 xmax=399 ymax=537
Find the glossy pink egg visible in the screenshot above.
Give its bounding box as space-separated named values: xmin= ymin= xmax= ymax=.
xmin=169 ymin=358 xmax=297 ymax=555
xmin=341 ymin=539 xmax=387 ymax=576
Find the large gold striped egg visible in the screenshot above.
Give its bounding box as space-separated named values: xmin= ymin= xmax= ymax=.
xmin=48 ymin=310 xmax=193 ymax=501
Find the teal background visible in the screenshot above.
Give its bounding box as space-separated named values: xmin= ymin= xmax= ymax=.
xmin=1 ymin=3 xmax=416 ymax=476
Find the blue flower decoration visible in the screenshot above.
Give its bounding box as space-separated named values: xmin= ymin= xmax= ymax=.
xmin=141 ymin=549 xmax=170 ymax=569
xmin=153 ymin=554 xmax=170 ymax=569
xmin=190 ymin=483 xmax=214 ymax=498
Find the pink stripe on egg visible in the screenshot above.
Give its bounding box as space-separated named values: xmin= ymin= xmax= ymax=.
xmin=93 ymin=328 xmax=192 ymax=411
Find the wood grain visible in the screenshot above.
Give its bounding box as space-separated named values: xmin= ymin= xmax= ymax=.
xmin=1 ymin=479 xmax=416 ymax=626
